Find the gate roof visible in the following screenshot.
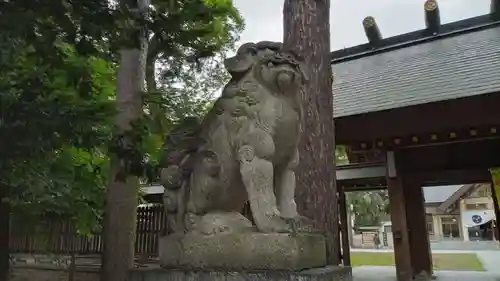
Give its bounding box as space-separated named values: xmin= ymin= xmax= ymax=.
xmin=332 ymin=15 xmax=500 ymax=118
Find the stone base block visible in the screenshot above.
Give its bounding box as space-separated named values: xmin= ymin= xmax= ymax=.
xmin=130 ymin=266 xmax=352 ymax=281
xmin=159 ymin=232 xmax=326 ymax=270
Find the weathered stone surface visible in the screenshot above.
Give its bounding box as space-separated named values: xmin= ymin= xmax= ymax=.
xmin=130 ymin=266 xmax=352 ymax=281
xmin=10 ymin=265 xmax=99 ymax=281
xmin=190 ymin=212 xmax=253 ymax=235
xmin=159 ymin=232 xmax=326 ymax=270
xmin=11 ymin=264 xmax=352 ymax=281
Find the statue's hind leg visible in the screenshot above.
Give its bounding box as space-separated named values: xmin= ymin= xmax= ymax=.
xmin=186 ymin=150 xmax=252 ymax=234
xmin=184 ymin=150 xmax=221 ymax=232
xmin=237 ymin=131 xmax=290 ymax=233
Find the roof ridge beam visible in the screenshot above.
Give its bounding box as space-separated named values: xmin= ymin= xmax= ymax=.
xmin=363 ymin=16 xmax=382 ymax=47
xmin=425 ymin=0 xmax=441 ymax=34
xmin=492 ymin=0 xmax=500 ymax=19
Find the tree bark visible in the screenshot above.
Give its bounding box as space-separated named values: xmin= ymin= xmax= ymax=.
xmin=283 ymin=0 xmax=340 ymax=265
xmin=0 ymin=187 xmax=10 ymax=281
xmin=100 ymin=0 xmax=149 ymax=280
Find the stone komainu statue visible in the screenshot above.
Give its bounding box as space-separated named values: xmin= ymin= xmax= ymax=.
xmin=159 ymin=41 xmax=315 ymax=236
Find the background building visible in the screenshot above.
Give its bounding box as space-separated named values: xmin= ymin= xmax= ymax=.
xmin=350 ymin=184 xmax=498 ymax=249
xmin=424 ymin=184 xmax=497 ymax=242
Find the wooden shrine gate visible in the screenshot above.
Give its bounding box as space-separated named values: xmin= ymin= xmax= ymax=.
xmin=331 ymin=3 xmax=500 ymax=280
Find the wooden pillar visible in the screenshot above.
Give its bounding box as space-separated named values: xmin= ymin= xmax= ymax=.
xmin=404 ymin=179 xmax=433 ymax=278
xmin=0 ymin=188 xmax=10 ymax=281
xmin=338 ymin=184 xmax=351 ymax=266
xmin=386 ymin=151 xmax=412 ymax=281
xmin=489 ymin=180 xmax=500 ymax=242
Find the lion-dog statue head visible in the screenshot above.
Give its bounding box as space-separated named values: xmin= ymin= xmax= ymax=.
xmin=223 ymin=41 xmax=308 ymax=96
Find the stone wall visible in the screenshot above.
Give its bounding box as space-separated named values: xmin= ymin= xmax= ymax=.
xmin=11 ymin=265 xmax=352 ymax=281
xmin=129 ymin=266 xmax=352 ymax=281
xmin=10 ymin=265 xmax=99 ymax=281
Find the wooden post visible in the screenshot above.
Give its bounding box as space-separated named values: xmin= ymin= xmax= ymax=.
xmin=404 ymin=180 xmax=433 ymax=278
xmin=0 ymin=187 xmax=10 ymax=281
xmin=338 ymin=184 xmax=351 ymax=266
xmin=386 ymin=151 xmax=412 ymax=281
xmin=489 ymin=180 xmax=500 ymax=241
xmin=68 ymin=252 xmax=76 ymax=281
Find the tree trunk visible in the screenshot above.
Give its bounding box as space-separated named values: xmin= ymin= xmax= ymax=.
xmin=100 ymin=0 xmax=149 ymax=280
xmin=283 ymin=0 xmax=340 ymax=265
xmin=0 ymin=187 xmax=10 ymax=281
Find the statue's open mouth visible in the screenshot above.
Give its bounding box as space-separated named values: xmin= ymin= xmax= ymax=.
xmin=276 ymin=68 xmax=300 ymax=93
xmin=263 ymin=55 xmax=306 ymax=84
xmin=274 ymin=63 xmax=297 ymax=73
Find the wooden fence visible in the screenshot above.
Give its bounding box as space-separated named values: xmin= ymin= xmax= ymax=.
xmin=9 ymin=204 xmax=166 ymax=256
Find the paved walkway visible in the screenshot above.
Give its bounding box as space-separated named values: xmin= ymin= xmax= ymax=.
xmin=476 ymin=251 xmax=500 ymax=274
xmin=430 ymin=241 xmax=500 ymax=251
xmin=352 ymin=248 xmax=500 ymax=272
xmin=352 ymin=249 xmax=500 ymax=279
xmin=352 ymin=248 xmax=496 ymax=254
xmin=353 ymin=266 xmax=500 ymax=281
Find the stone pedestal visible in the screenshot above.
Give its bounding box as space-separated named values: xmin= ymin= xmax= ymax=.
xmin=129 ymin=266 xmax=352 ymax=281
xmin=159 ymin=232 xmax=327 ymax=270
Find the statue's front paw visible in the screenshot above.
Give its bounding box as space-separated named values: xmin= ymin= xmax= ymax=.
xmin=214 ymin=225 xmax=231 ymax=234
xmin=258 ymin=215 xmax=292 ymax=233
xmin=290 ymin=216 xmax=321 ymax=233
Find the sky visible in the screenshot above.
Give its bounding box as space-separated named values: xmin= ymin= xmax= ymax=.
xmin=232 ymin=0 xmax=492 ymax=51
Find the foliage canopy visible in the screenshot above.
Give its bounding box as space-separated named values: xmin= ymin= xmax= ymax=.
xmin=0 ymin=0 xmax=243 ymax=231
xmin=0 ymin=40 xmax=116 ymax=232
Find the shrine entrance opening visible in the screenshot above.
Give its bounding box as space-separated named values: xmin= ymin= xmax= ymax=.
xmin=337 ymin=141 xmax=500 ymax=280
